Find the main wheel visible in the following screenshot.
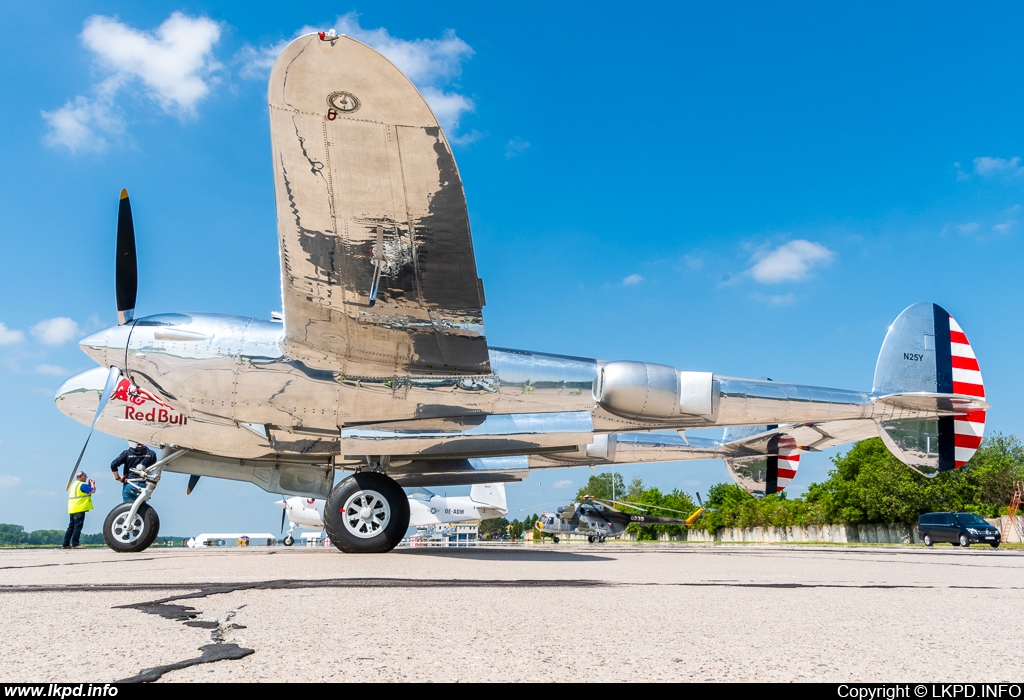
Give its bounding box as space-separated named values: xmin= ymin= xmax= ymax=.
xmin=283 ymin=536 xmax=295 ymax=546
xmin=990 ymin=542 xmax=1000 ymax=548
xmin=103 ymin=502 xmax=160 ymax=553
xmin=923 ymin=534 xmax=933 ymax=547
xmin=959 ymin=534 xmax=970 ymax=547
xmin=587 ymin=536 xmax=595 ymax=544
xmin=552 ymin=536 xmax=560 ymax=544
xmin=323 ymin=473 xmax=410 ymax=553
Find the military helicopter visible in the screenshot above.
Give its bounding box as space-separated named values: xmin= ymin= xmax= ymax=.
xmin=534 ymin=494 xmax=714 ymax=543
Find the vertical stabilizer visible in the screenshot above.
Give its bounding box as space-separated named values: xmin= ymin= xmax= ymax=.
xmin=470 ymin=483 xmax=507 ymax=511
xmin=872 ymin=303 xmax=986 ymax=474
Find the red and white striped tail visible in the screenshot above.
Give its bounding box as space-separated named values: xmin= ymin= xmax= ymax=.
xmin=949 ymin=314 xmax=986 ymax=468
xmin=775 ymin=434 xmax=800 ymax=492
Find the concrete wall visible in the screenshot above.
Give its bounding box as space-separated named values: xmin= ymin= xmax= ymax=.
xmin=623 ymin=516 xmax=1023 ymax=544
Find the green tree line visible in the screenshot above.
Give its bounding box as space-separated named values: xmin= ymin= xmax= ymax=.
xmin=0 ymin=524 xmax=185 ymax=547
xmin=477 ymin=434 xmax=1024 ymax=536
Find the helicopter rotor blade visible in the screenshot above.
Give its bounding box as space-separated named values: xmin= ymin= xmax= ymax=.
xmin=518 ymin=499 xmax=567 ymax=513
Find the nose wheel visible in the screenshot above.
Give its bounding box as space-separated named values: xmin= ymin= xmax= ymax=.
xmin=323 ymin=472 xmax=410 ymax=553
xmin=103 ymin=502 xmax=160 ymax=553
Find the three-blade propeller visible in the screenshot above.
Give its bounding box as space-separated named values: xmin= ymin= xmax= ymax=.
xmin=64 ymin=189 xmax=138 ymax=492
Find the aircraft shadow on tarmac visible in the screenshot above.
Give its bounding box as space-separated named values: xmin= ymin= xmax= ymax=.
xmin=396 ymin=548 xmax=614 ymax=562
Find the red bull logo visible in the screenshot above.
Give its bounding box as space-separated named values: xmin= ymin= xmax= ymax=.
xmin=113 ymin=378 xmax=188 ymax=426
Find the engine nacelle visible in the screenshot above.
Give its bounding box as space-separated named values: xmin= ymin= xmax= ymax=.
xmin=594 ymin=361 xmax=716 ymax=420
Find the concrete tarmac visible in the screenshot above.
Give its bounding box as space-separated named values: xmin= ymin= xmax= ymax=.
xmin=1 ymin=543 xmax=1021 ymax=683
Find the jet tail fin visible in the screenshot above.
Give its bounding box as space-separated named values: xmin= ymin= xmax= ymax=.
xmin=871 ymin=303 xmax=986 ymax=475
xmin=470 ymin=483 xmax=507 ymax=511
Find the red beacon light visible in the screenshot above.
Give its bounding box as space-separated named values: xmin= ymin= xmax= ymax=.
xmin=319 ymin=29 xmax=339 ymax=42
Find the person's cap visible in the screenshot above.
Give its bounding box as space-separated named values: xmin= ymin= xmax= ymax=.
xmin=77 ymin=471 xmax=86 ymax=478
xmin=128 ymin=441 xmax=138 ymax=448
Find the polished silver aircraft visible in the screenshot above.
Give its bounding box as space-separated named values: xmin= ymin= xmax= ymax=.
xmin=56 ymin=32 xmax=989 ymax=554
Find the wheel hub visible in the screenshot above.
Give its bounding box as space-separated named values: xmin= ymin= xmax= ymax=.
xmin=341 ymin=489 xmax=391 ymax=539
xmin=111 ymin=512 xmax=144 ymax=544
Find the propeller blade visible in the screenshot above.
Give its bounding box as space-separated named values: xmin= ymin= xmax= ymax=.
xmin=116 ymin=188 xmax=138 ymax=325
xmin=186 ymin=474 xmax=201 ymax=495
xmin=281 ymin=507 xmax=287 ymax=534
xmin=696 ymin=491 xmax=703 ymax=507
xmin=65 ymin=366 xmax=121 ymax=491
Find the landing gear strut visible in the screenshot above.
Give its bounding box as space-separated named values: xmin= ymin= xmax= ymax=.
xmin=323 ymin=472 xmax=410 ymax=553
xmin=102 ymin=449 xmax=185 ymax=553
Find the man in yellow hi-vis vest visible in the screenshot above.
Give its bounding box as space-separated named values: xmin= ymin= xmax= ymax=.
xmin=63 ymin=471 xmax=96 ymax=549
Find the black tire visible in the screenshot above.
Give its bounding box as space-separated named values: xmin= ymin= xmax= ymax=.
xmin=923 ymin=533 xmax=933 ymax=547
xmin=599 ymin=536 xmax=606 ymax=543
xmin=990 ymin=542 xmax=1000 ymax=548
xmin=283 ymin=536 xmax=294 ymax=546
xmin=103 ymin=502 xmax=160 ymax=553
xmin=587 ymin=536 xmax=595 ymax=544
xmin=959 ymin=534 xmax=970 ymax=548
xmin=553 ymin=536 xmax=560 ymax=544
xmin=323 ymin=473 xmax=410 ymax=553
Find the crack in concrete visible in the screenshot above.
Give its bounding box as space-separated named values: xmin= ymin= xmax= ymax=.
xmin=117 ymin=643 xmax=253 ymax=683
xmin=7 ymin=573 xmax=1021 ymax=682
xmin=115 ymin=598 xmax=252 ymax=683
xmin=3 ymin=576 xmax=1020 ymax=599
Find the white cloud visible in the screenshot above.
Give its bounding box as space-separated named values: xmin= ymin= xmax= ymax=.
xmin=420 ymin=87 xmax=476 ymax=136
xmin=682 ymin=254 xmax=704 ymax=271
xmin=552 ymin=480 xmax=573 ymax=489
xmin=957 ymin=222 xmax=980 ymax=234
xmin=973 ymin=156 xmax=1023 ymax=177
xmin=238 ymin=13 xmax=477 ymax=139
xmin=44 ymin=13 xmax=221 ymax=151
xmin=0 ymin=323 xmax=25 ymax=345
xmin=82 ymin=13 xmax=222 ymax=114
xmin=622 ymin=274 xmax=644 ymax=285
xmin=36 ymin=364 xmax=72 ymax=376
xmin=41 ymin=90 xmax=123 ymax=152
xmin=505 ymin=137 xmax=530 ymax=159
xmin=0 ymin=476 xmax=21 ymax=488
xmin=335 ymin=15 xmax=473 ymax=85
xmin=236 ymin=39 xmax=291 ymax=80
xmin=31 ymin=317 xmax=79 ymax=346
xmin=993 ymin=220 xmax=1015 ymax=233
xmin=749 ymin=240 xmax=834 ymax=284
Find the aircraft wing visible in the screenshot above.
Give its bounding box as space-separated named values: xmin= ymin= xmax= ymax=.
xmin=268 ymin=34 xmax=488 ymax=376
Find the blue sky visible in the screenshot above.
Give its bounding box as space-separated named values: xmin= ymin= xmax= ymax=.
xmin=2 ymin=2 xmax=1023 ymax=535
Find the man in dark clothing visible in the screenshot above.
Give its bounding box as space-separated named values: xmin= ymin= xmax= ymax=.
xmin=110 ymin=441 xmax=157 ymax=503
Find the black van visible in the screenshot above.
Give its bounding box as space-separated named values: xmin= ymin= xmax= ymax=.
xmin=917 ymin=512 xmax=1001 ymax=548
